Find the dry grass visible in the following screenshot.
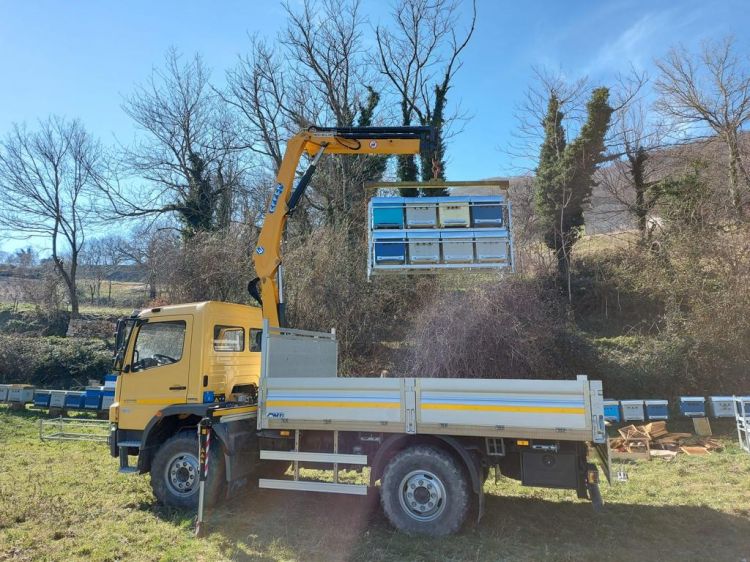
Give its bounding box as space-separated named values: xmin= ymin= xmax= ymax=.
xmin=1 ymin=407 xmax=749 ymax=561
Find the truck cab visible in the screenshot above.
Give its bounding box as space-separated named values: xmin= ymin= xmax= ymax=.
xmin=109 ymin=301 xmax=263 ymax=507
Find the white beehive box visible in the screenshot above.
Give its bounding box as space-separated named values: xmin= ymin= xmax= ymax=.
xmin=474 ymin=229 xmax=509 ymax=262
xmin=441 ymin=231 xmax=474 ymax=263
xmin=49 ymin=390 xmax=68 ymax=408
xmin=7 ymin=385 xmax=34 ymax=404
xmin=405 ymin=197 xmax=439 ymax=228
xmin=620 ymin=399 xmax=645 ymax=421
xmin=101 ymin=394 xmax=115 ymax=411
xmin=708 ymin=396 xmax=734 ymax=418
xmin=407 ymin=231 xmax=440 ymax=263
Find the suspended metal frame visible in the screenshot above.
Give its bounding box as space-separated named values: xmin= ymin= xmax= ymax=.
xmin=364 ymin=181 xmax=514 ymax=279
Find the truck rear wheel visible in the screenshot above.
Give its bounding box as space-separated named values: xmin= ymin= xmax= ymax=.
xmin=150 ymin=432 xmax=225 ymax=509
xmin=380 ymin=445 xmax=470 ymax=536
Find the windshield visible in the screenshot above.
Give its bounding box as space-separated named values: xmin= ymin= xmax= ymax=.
xmin=132 ymin=321 xmax=186 ymax=371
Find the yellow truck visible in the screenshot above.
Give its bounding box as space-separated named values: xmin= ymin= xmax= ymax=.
xmin=108 ymin=126 xmax=609 ymax=536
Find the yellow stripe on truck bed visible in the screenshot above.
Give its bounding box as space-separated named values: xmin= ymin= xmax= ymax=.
xmin=421 ymin=403 xmax=585 ymax=415
xmin=266 ymin=400 xmax=400 ymax=409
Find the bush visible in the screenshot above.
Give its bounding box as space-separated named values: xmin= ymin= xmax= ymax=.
xmin=0 ymin=306 xmax=70 ymax=337
xmin=403 ymin=277 xmax=570 ymax=379
xmin=283 ymin=226 xmax=436 ymax=373
xmin=579 ymin=335 xmax=690 ymax=398
xmin=0 ymin=335 xmax=112 ymax=389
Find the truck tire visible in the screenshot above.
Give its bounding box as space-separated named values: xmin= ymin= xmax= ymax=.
xmin=380 ymin=445 xmax=470 ymax=536
xmin=150 ymin=432 xmax=225 ymax=510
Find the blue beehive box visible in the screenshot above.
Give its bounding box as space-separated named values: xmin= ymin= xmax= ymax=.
xmin=470 ymin=196 xmax=504 ymax=227
xmin=33 ymin=390 xmax=51 ymax=408
xmin=645 ymin=399 xmax=669 ymax=420
xmin=85 ymin=387 xmax=103 ymax=410
xmin=679 ymin=396 xmax=705 ymax=417
xmin=373 ymin=231 xmax=407 ymax=264
xmin=371 ymin=197 xmax=405 ymax=229
xmin=603 ymin=400 xmax=620 ymax=422
xmin=64 ymin=391 xmax=86 ymax=409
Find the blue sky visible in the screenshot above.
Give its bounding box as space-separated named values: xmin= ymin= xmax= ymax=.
xmin=0 ymin=0 xmax=747 ymax=253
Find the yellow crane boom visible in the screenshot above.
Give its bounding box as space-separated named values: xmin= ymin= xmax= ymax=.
xmin=250 ymin=126 xmax=434 ymax=327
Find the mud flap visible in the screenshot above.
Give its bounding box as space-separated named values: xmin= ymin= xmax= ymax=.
xmin=593 ymin=439 xmax=611 ymax=484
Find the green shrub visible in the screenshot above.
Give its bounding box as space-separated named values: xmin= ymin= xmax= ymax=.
xmin=0 ymin=334 xmax=112 ymax=389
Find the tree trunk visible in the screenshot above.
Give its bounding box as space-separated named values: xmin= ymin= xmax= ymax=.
xmin=149 ymin=273 xmax=157 ymax=300
xmin=727 ymin=138 xmax=743 ymax=217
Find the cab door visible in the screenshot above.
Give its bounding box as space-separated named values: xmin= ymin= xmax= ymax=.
xmin=117 ymin=315 xmax=193 ymax=430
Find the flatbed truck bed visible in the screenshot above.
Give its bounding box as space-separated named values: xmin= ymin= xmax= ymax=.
xmin=189 ymin=323 xmax=608 ymax=535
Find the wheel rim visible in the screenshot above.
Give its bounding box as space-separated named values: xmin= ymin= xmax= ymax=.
xmin=398 ymin=469 xmax=447 ymax=522
xmin=165 ymin=452 xmax=199 ymax=497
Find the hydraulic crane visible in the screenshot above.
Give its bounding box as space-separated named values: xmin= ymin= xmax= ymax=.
xmin=248 ymin=126 xmax=434 ymax=327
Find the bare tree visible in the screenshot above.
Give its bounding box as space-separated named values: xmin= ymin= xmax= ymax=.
xmin=508 ymin=67 xmax=590 ymax=172
xmin=655 ymin=37 xmax=750 ymax=216
xmin=596 ymin=73 xmax=671 ymax=242
xmin=279 ymin=0 xmax=388 ymax=227
xmin=114 ymin=224 xmax=178 ymax=302
xmin=375 ymin=0 xmax=476 ymax=192
xmin=0 ymin=116 xmax=101 ymax=316
xmin=222 ymin=37 xmax=292 ymax=172
xmin=103 ymin=48 xmax=241 ymax=236
xmin=79 ymin=239 xmax=106 ymax=305
xmin=283 ymin=0 xmax=369 ymax=128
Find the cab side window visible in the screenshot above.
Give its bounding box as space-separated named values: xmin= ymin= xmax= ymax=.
xmin=250 ymin=329 xmax=263 ymax=352
xmin=214 ymin=325 xmax=245 ymax=352
xmin=132 ymin=321 xmax=186 ymax=371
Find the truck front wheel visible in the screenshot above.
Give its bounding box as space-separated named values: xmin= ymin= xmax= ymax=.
xmin=380 ymin=445 xmax=470 ymax=536
xmin=150 ymin=432 xmax=225 ymax=509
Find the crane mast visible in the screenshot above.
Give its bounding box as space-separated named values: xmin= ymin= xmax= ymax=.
xmin=250 ymin=126 xmax=434 ymax=327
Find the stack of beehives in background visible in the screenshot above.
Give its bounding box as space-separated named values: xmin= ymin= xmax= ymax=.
xmin=609 ymin=420 xmax=723 ymax=460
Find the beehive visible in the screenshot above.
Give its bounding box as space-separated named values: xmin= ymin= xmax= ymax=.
xmin=371 ymin=197 xmax=405 ymax=229
xmin=438 ymin=197 xmax=471 ymax=227
xmin=49 ymin=390 xmax=68 ymax=408
xmin=407 ymin=231 xmax=440 ymax=263
xmin=620 ymin=400 xmax=645 ymax=421
xmin=474 ymin=229 xmax=509 ymax=262
xmin=64 ymin=391 xmax=86 ymax=410
xmin=405 ymin=197 xmax=439 ymax=228
xmin=441 ymin=230 xmax=474 ymax=262
xmin=470 ymin=196 xmax=504 ymax=227
xmin=33 ymin=390 xmax=51 ymax=408
xmin=7 ymin=385 xmax=34 ymax=404
xmin=679 ymin=396 xmax=705 ymax=417
xmin=644 ymin=399 xmax=669 ymax=420
xmin=603 ymin=400 xmax=620 ymax=422
xmin=373 ymin=231 xmax=407 ymax=264
xmin=85 ymin=387 xmax=103 ymax=410
xmin=708 ymin=396 xmax=734 ymax=418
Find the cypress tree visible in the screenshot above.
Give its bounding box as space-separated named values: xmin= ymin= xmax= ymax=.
xmin=419 ymin=84 xmax=449 ymax=196
xmin=534 ymin=87 xmax=613 ymax=294
xmin=397 ymin=98 xmax=420 ymax=197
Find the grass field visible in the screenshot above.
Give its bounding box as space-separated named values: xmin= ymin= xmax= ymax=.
xmin=1 ymin=407 xmax=749 ymax=562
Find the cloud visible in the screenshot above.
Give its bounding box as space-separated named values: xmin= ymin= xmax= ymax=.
xmin=584 ymin=5 xmax=705 ymax=76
